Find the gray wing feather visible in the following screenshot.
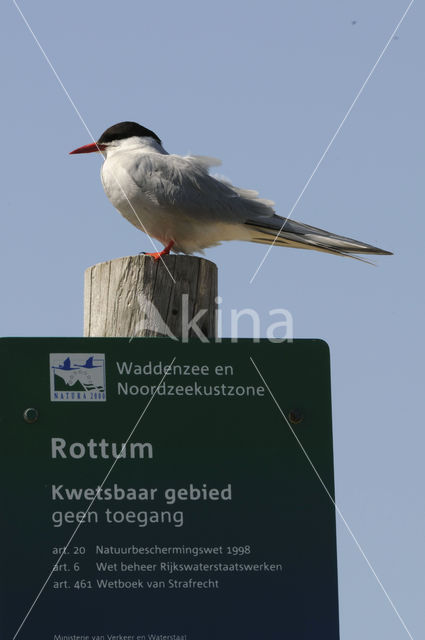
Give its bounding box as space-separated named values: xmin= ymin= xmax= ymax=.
xmin=129 ymin=154 xmax=276 ymax=222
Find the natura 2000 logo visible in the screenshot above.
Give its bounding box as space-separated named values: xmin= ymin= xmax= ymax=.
xmin=50 ymin=354 xmax=106 ymax=402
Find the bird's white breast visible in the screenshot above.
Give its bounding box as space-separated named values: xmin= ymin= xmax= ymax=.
xmin=101 ymin=141 xmax=172 ymax=243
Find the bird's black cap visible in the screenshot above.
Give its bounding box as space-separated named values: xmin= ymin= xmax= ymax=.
xmin=97 ymin=121 xmax=161 ymax=145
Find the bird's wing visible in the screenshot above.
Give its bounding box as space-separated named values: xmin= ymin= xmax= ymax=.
xmin=126 ymin=153 xmax=277 ymax=223
xmin=126 ymin=153 xmax=391 ymax=256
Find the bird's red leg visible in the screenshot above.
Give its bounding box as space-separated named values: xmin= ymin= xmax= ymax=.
xmin=144 ymin=240 xmax=175 ymax=261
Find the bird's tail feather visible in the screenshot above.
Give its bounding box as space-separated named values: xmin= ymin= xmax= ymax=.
xmin=245 ymin=217 xmax=392 ymax=261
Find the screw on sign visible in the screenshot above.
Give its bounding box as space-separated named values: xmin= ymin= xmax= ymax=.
xmin=288 ymin=409 xmax=304 ymax=425
xmin=23 ymin=407 xmax=39 ymax=424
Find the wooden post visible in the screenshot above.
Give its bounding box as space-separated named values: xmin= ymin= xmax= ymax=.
xmin=84 ymin=254 xmax=217 ymax=339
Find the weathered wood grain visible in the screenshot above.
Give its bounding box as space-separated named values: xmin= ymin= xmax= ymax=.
xmin=84 ymin=255 xmax=217 ymax=339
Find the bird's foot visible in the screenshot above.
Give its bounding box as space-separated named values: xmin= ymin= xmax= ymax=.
xmin=143 ymin=241 xmax=175 ymax=261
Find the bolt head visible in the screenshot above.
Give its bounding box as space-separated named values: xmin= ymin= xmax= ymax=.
xmin=288 ymin=409 xmax=304 ymax=425
xmin=23 ymin=408 xmax=39 ymax=424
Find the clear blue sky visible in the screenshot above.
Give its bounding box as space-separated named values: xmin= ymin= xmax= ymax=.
xmin=2 ymin=1 xmax=424 ymax=638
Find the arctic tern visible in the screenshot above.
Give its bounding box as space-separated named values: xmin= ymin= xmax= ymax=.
xmin=70 ymin=121 xmax=391 ymax=261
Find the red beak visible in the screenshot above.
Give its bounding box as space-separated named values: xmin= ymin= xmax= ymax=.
xmin=69 ymin=142 xmax=106 ymax=155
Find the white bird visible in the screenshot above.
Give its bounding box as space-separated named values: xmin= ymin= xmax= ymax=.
xmin=70 ymin=121 xmax=392 ymax=261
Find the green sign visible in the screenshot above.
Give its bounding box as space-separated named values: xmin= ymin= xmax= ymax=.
xmin=0 ymin=338 xmax=339 ymax=639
